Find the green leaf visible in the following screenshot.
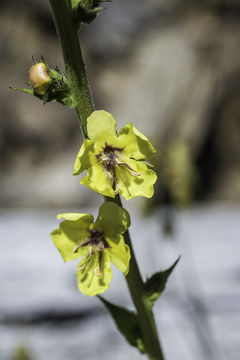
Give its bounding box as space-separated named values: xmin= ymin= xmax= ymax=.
xmin=98 ymin=297 xmax=146 ymax=354
xmin=145 ymin=257 xmax=180 ymax=306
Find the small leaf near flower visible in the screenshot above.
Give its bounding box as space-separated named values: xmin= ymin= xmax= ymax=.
xmin=99 ymin=296 xmax=146 ymax=354
xmin=145 ymin=257 xmax=180 ymax=307
xmin=50 ymin=202 xmax=131 ymax=296
xmin=73 ymin=110 xmax=157 ymax=200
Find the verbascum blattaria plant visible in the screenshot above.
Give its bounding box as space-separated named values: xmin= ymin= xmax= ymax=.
xmin=12 ymin=1 xmax=180 ymax=359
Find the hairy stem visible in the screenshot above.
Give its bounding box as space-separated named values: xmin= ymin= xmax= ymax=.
xmin=49 ymin=1 xmax=164 ymax=359
xmin=49 ymin=0 xmax=94 ymax=137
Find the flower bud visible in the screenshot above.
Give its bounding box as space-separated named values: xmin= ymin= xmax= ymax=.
xmin=29 ymin=62 xmax=51 ymax=95
xmin=75 ymin=0 xmax=104 ymax=24
xmin=12 ymin=58 xmax=75 ymax=107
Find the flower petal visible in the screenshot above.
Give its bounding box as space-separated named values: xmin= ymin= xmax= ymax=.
xmin=80 ymin=157 xmax=115 ymax=197
xmin=108 ymin=236 xmax=131 ymax=276
xmin=95 ymin=202 xmax=130 ymax=237
xmin=76 ymin=251 xmax=112 ymax=296
xmin=56 ymin=213 xmax=93 ymax=222
xmin=118 ymin=123 xmax=156 ymax=160
xmin=73 ymin=139 xmax=94 ymax=175
xmin=116 ymin=159 xmax=157 ymax=200
xmin=87 ymin=110 xmax=117 ymax=140
xmin=51 ymin=213 xmax=94 ymax=262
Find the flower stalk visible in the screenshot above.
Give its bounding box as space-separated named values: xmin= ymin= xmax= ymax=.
xmin=48 ymin=0 xmax=94 ymax=138
xmin=48 ymin=0 xmax=165 ymax=359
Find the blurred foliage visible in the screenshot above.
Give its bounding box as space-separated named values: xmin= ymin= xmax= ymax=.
xmin=146 ymin=141 xmax=198 ymax=213
xmin=161 ymin=142 xmax=198 ymax=206
xmin=11 ymin=346 xmax=32 ymax=360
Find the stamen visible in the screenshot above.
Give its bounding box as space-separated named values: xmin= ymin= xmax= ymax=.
xmin=94 ymin=267 xmax=102 ymax=277
xmin=81 ymin=239 xmax=92 ymax=247
xmin=95 ymin=251 xmax=103 ymax=277
xmin=76 ymin=247 xmax=94 ymax=272
xmin=112 ymin=168 xmax=120 ymax=194
xmin=129 ymin=168 xmax=142 ymax=177
xmin=114 ymin=183 xmax=120 ymax=194
xmin=106 ymin=170 xmax=113 ymax=180
xmin=116 ymin=159 xmax=141 ymax=176
xmin=75 ymin=230 xmax=110 ymax=278
xmin=73 ymin=245 xmax=80 ymax=253
xmin=144 ymin=160 xmax=154 ymax=168
xmin=76 ymin=263 xmax=86 ymax=271
xmin=88 ymin=246 xmax=93 ymax=256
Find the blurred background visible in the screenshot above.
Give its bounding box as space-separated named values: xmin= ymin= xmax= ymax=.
xmin=0 ymin=0 xmax=240 ymax=359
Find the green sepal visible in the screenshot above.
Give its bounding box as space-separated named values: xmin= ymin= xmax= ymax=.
xmin=77 ymin=6 xmax=102 ymax=24
xmin=98 ymin=296 xmax=146 ymax=354
xmin=72 ymin=0 xmax=107 ymax=25
xmin=11 ymin=82 xmax=76 ymax=108
xmin=145 ymin=257 xmax=180 ymax=306
xmin=10 ymin=87 xmax=35 ymax=96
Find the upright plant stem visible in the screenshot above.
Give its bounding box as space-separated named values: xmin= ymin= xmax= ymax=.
xmin=48 ymin=0 xmax=94 ymax=137
xmin=49 ymin=1 xmax=164 ymax=359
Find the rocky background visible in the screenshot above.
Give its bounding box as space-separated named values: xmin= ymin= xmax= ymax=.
xmin=0 ymin=0 xmax=240 ymax=207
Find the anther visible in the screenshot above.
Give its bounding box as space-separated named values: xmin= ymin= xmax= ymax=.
xmin=114 ymin=183 xmax=120 ymax=194
xmin=107 ymin=170 xmax=113 ymax=180
xmin=88 ymin=246 xmax=93 ymax=256
xmin=76 ymin=263 xmax=86 ymax=271
xmin=116 ymin=159 xmax=141 ymax=176
xmin=73 ymin=245 xmax=80 ymax=253
xmin=129 ymin=168 xmax=142 ymax=177
xmin=94 ymin=268 xmax=102 ymax=277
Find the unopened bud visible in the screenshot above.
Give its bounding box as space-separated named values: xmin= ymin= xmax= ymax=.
xmin=76 ymin=0 xmax=104 ymax=24
xmin=29 ymin=62 xmax=51 ymax=95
